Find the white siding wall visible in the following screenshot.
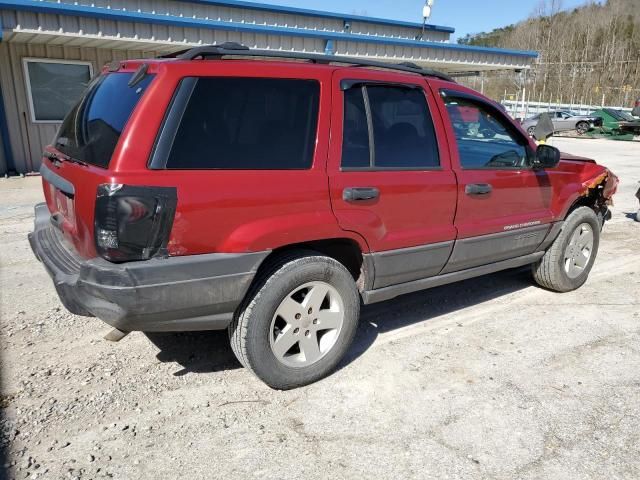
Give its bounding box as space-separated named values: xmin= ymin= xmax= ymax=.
xmin=1 ymin=8 xmax=530 ymax=70
xmin=0 ymin=41 xmax=159 ymax=173
xmin=31 ymin=0 xmax=443 ymax=42
xmin=1 ymin=10 xmax=328 ymax=53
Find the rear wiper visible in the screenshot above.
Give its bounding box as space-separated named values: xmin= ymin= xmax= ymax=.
xmin=44 ymin=149 xmax=88 ymax=167
xmin=65 ymin=157 xmax=88 ymax=167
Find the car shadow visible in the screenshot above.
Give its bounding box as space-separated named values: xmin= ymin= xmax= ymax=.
xmin=145 ymin=330 xmax=241 ymax=376
xmin=145 ymin=266 xmax=533 ymax=377
xmin=338 ymin=266 xmax=534 ymax=369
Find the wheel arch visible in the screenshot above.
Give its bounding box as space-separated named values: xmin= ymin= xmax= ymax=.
xmin=255 ymin=238 xmax=373 ymax=294
xmin=561 ymin=172 xmax=614 ymax=221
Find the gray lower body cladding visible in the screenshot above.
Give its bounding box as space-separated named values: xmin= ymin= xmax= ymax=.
xmin=371 ymin=241 xmax=454 ymax=289
xmin=441 ymin=224 xmax=552 ymax=274
xmin=29 ymin=203 xmax=269 ymax=332
xmin=362 ymin=222 xmax=564 ymax=304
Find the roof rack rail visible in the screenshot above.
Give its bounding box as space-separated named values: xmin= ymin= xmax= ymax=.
xmin=164 ymin=42 xmax=454 ymax=82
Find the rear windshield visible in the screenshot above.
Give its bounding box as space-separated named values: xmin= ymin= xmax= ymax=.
xmin=54 ymin=72 xmax=154 ymax=168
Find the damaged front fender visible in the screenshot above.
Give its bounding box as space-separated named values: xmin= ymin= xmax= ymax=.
xmin=580 ymin=168 xmax=618 ymax=204
xmin=574 ymin=168 xmax=619 ymax=226
xmin=554 ymin=153 xmax=618 ymax=223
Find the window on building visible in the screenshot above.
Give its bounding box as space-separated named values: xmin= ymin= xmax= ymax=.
xmin=341 ymin=85 xmax=439 ymax=169
xmin=23 ymin=59 xmax=93 ymax=123
xmin=443 ymin=95 xmax=531 ymax=169
xmin=165 ymin=78 xmax=320 ymax=169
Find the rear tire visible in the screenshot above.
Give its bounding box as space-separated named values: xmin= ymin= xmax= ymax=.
xmin=229 ymin=251 xmax=360 ymax=390
xmin=532 ymin=207 xmax=600 ymax=292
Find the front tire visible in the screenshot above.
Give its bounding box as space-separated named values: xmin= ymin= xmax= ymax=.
xmin=229 ymin=251 xmax=360 ymax=390
xmin=532 ymin=206 xmax=600 ymax=292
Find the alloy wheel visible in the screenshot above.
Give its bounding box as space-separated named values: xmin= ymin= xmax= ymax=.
xmin=563 ymin=222 xmax=594 ymax=278
xmin=269 ymin=281 xmax=345 ymax=368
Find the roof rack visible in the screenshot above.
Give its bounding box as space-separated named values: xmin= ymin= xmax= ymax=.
xmin=162 ymin=42 xmax=454 ymax=82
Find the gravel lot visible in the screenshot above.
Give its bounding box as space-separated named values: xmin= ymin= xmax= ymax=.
xmin=1 ymin=137 xmax=639 ymax=480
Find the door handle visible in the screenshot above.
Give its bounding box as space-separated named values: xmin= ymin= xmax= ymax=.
xmin=465 ymin=183 xmax=493 ymax=196
xmin=343 ymin=187 xmax=380 ymax=202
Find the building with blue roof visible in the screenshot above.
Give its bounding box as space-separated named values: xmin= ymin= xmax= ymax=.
xmin=0 ymin=0 xmax=538 ymax=174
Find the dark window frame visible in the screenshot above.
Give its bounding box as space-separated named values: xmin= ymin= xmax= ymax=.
xmin=440 ymin=89 xmax=535 ymax=171
xmin=340 ymin=82 xmax=442 ymax=172
xmin=149 ymin=76 xmax=321 ymax=171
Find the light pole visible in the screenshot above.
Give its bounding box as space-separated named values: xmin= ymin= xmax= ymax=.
xmin=422 ymin=0 xmax=434 ymax=37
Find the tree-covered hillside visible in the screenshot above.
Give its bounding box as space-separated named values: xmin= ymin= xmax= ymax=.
xmin=458 ymin=0 xmax=640 ymax=107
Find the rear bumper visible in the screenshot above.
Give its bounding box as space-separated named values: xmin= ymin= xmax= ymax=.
xmin=28 ymin=203 xmax=269 ymax=332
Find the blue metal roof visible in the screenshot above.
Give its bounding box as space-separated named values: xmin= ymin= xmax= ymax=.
xmin=0 ymin=0 xmax=538 ymax=58
xmin=173 ymin=0 xmax=456 ymax=33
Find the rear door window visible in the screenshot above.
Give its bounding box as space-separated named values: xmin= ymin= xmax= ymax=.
xmin=55 ymin=72 xmax=154 ymax=168
xmin=161 ymin=78 xmax=320 ymax=170
xmin=341 ymin=85 xmax=439 ymax=169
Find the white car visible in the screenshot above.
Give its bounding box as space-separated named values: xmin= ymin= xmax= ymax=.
xmin=521 ymin=111 xmax=602 ymax=136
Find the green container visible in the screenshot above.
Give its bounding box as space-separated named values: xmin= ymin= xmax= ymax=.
xmin=590 ymin=108 xmax=640 ymax=136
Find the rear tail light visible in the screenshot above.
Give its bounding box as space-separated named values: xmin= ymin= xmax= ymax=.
xmin=94 ymin=184 xmax=177 ymax=262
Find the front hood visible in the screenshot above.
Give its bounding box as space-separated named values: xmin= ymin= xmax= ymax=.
xmin=560 ymin=152 xmax=596 ymax=163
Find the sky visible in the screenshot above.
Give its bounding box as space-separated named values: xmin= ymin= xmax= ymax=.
xmin=262 ymin=0 xmax=596 ymax=41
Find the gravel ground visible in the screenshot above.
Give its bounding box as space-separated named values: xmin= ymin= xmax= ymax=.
xmin=1 ymin=137 xmax=639 ymax=480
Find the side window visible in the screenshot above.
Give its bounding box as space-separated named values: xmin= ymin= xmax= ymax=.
xmin=341 ymin=85 xmax=440 ymax=169
xmin=443 ymin=95 xmax=531 ymax=169
xmin=164 ymin=78 xmax=319 ymax=169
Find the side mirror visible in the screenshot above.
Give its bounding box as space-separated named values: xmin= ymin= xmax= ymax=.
xmin=533 ymin=144 xmax=561 ymax=169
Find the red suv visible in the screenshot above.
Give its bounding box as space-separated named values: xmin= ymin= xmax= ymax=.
xmin=29 ymin=44 xmax=618 ymax=389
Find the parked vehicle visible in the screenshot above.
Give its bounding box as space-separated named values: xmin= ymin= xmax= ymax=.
xmin=29 ymin=44 xmax=618 ymax=389
xmin=636 ymin=182 xmax=640 ymax=222
xmin=590 ymin=108 xmax=640 ymax=136
xmin=522 ymin=110 xmax=602 ymax=136
xmin=521 ymin=111 xmax=602 ymax=136
xmin=632 ymin=99 xmax=640 ymax=118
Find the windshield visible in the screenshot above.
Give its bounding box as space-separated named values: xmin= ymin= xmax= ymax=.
xmin=54 ymin=72 xmax=154 ymax=168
